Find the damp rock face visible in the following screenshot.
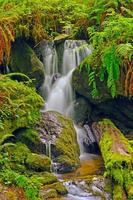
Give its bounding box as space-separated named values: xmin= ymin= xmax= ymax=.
xmin=10 ymin=39 xmax=44 ymax=89
xmin=36 ymin=111 xmax=80 ymax=173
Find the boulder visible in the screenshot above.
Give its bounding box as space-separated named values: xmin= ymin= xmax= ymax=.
xmin=10 ymin=39 xmax=44 ymax=88
xmin=36 ymin=111 xmax=80 ymax=172
xmin=26 ymin=153 xmax=51 ymax=172
xmin=73 ymin=96 xmax=92 ymax=124
xmin=91 ymin=119 xmax=133 ymax=199
xmin=72 ymin=65 xmax=110 ymax=103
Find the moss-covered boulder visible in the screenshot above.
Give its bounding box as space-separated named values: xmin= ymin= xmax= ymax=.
xmin=40 ymin=181 xmax=67 ymax=199
xmin=10 ymin=39 xmax=44 ymax=88
xmin=2 ymin=142 xmax=31 ymax=165
xmin=92 ymin=119 xmax=133 ymax=199
xmin=14 ymin=128 xmax=45 ymax=154
xmin=31 ymin=172 xmax=58 ymax=185
xmin=36 ymin=111 xmax=80 ymax=172
xmin=72 ymin=65 xmax=110 ymax=103
xmin=0 ymin=75 xmax=44 ymax=138
xmin=6 ymin=72 xmax=31 ymax=83
xmin=26 ymin=153 xmax=51 ymax=172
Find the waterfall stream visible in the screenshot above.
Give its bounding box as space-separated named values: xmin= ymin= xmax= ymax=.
xmin=40 ymin=39 xmax=93 ymax=160
xmin=40 ymin=40 xmax=105 ymax=200
xmin=41 ymin=40 xmax=91 ymax=118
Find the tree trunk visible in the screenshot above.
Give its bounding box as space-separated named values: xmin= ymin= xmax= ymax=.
xmin=91 ymin=119 xmax=133 ymax=200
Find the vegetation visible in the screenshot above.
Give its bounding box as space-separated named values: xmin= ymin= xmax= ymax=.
xmin=80 ymin=0 xmax=133 ymax=98
xmin=96 ymin=119 xmax=133 ymax=199
xmin=0 ymin=0 xmax=132 ymax=98
xmin=0 ymin=0 xmax=88 ymax=65
xmin=0 ymin=0 xmax=133 ymax=199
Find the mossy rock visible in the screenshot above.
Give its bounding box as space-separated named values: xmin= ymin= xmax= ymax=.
xmin=0 ymin=134 xmax=15 ymax=145
xmin=72 ymin=63 xmax=125 ymax=104
xmin=26 ymin=153 xmax=51 ymax=172
xmin=40 ymin=181 xmax=67 ymax=199
xmin=0 ymin=75 xmax=44 ymax=139
xmin=15 ymin=128 xmax=45 ymax=154
xmin=40 ymin=188 xmax=58 ymax=199
xmin=6 ymin=73 xmax=31 ymax=83
xmin=2 ymin=142 xmax=31 ymax=164
xmin=96 ymin=119 xmax=133 ymax=199
xmin=31 ymin=172 xmax=57 ymax=185
xmin=52 ymin=182 xmax=68 ymax=195
xmin=10 ymin=39 xmax=44 ymax=88
xmin=72 ymin=64 xmax=123 ymax=103
xmin=36 ymin=111 xmax=80 ymax=173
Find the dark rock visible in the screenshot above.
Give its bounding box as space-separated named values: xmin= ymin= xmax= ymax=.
xmin=73 ymin=96 xmax=92 ymax=123
xmin=36 ymin=111 xmax=80 ymax=173
xmin=10 ymin=39 xmax=44 ymax=88
xmin=72 ymin=65 xmax=111 ymax=104
xmin=83 ymin=125 xmax=100 ymax=154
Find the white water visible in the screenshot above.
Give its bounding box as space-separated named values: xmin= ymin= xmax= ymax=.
xmin=74 ymin=125 xmax=88 ymax=155
xmin=41 ymin=40 xmax=91 ymax=118
xmin=40 ymin=41 xmax=103 ymax=199
xmin=40 ymin=40 xmax=93 ymax=160
xmin=40 ymin=42 xmax=58 ymax=98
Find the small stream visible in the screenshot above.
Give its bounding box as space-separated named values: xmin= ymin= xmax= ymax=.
xmin=40 ymin=40 xmax=107 ymax=199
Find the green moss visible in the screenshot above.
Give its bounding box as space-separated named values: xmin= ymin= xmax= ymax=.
xmin=10 ymin=39 xmax=44 ymax=88
xmin=2 ymin=142 xmax=31 ymax=164
xmin=113 ymin=185 xmax=123 ymax=200
xmin=41 ymin=189 xmax=58 ymax=199
xmin=0 ymin=134 xmax=15 ymax=145
xmin=26 ymin=153 xmax=51 ymax=172
xmin=15 ymin=128 xmax=42 ymax=153
xmin=6 ymin=73 xmax=31 ymax=84
xmin=41 ymin=181 xmax=67 ymax=198
xmin=52 ymin=182 xmax=67 ymax=195
xmin=0 ymin=74 xmax=44 ymax=139
xmin=31 ymin=172 xmax=57 ymax=185
xmin=54 ymin=112 xmax=80 ymax=171
xmin=98 ymin=119 xmax=133 ymax=199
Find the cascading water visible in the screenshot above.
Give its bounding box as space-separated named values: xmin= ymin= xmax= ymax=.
xmin=42 ymin=40 xmax=91 ymax=117
xmin=40 ymin=42 xmax=58 ymax=98
xmin=40 ymin=40 xmax=104 ymax=199
xmin=40 ymin=40 xmax=92 ymax=159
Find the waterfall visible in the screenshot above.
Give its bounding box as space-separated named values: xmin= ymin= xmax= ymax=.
xmin=74 ymin=125 xmax=88 ymax=156
xmin=41 ymin=40 xmax=91 ymax=117
xmin=62 ymin=40 xmax=91 ymax=75
xmin=40 ymin=42 xmax=58 ymax=99
xmin=40 ymin=40 xmax=92 ymax=162
xmin=45 ymin=141 xmax=52 ymax=158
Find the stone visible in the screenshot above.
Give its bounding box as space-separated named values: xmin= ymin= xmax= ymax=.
xmin=10 ymin=39 xmax=44 ymax=88
xmin=36 ymin=111 xmax=80 ymax=173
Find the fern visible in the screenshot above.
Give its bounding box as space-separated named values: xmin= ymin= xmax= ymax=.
xmin=116 ymin=43 xmax=133 ymax=61
xmin=102 ymin=46 xmax=120 ymax=97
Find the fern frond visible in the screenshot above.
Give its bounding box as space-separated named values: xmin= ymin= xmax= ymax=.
xmin=117 ymin=43 xmax=133 ymax=61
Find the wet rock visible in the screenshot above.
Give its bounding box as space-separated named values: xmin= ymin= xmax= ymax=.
xmin=52 ymin=73 xmax=61 ymax=84
xmin=73 ymin=97 xmax=92 ymax=124
xmin=72 ymin=65 xmax=110 ymax=104
xmin=36 ymin=111 xmax=80 ymax=173
xmin=10 ymin=39 xmax=44 ymax=88
xmin=26 ymin=153 xmax=51 ymax=172
xmin=83 ymin=124 xmax=100 ymax=154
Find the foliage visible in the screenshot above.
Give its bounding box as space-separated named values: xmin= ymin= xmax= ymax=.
xmin=0 ymin=0 xmax=88 ymax=64
xmin=0 ymin=75 xmax=45 ymax=199
xmin=0 ymin=75 xmax=43 ymax=134
xmin=98 ymin=119 xmax=133 ymax=199
xmin=80 ymin=0 xmax=133 ymax=98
